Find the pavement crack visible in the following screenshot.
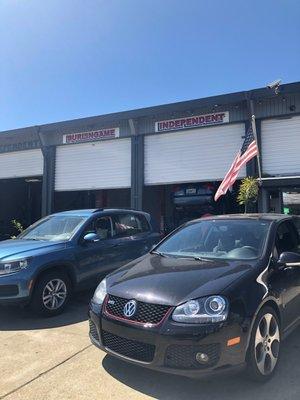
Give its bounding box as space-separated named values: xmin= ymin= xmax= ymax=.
xmin=0 ymin=344 xmax=92 ymax=399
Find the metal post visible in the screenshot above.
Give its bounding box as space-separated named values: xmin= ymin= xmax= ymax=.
xmin=40 ymin=146 xmax=56 ymax=216
xmin=248 ymin=98 xmax=263 ymax=185
xmin=129 ymin=119 xmax=144 ymax=210
xmin=36 ymin=127 xmax=55 ymax=216
xmin=251 ymin=114 xmax=262 ymax=184
xmin=258 ymin=187 xmax=269 ymax=212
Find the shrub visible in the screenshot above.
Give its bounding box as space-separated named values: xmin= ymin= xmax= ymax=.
xmin=237 ymin=177 xmax=259 ymax=213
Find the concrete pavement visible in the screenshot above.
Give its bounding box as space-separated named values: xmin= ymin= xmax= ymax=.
xmin=1 ymin=291 xmax=300 ymax=400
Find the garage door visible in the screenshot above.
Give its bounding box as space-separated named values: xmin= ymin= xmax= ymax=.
xmin=55 ymin=139 xmax=131 ymax=191
xmin=261 ymin=116 xmax=300 ymax=176
xmin=144 ymin=124 xmax=245 ymax=185
xmin=0 ymin=149 xmax=43 ymax=179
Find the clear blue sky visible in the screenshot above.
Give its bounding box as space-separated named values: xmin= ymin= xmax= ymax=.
xmin=1 ymin=0 xmax=299 ymax=131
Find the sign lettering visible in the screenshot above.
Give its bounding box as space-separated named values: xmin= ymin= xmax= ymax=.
xmin=155 ymin=112 xmax=229 ymax=132
xmin=63 ymin=128 xmax=120 ymax=144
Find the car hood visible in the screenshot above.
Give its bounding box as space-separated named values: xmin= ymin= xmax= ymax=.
xmin=0 ymin=239 xmax=67 ymax=260
xmin=107 ymin=254 xmax=256 ymax=306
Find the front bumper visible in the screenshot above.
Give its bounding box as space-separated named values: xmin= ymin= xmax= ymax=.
xmin=89 ymin=302 xmax=248 ymax=378
xmin=0 ymin=272 xmax=32 ymax=305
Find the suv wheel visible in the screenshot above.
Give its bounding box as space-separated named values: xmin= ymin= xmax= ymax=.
xmin=30 ymin=271 xmax=71 ymax=317
xmin=246 ymin=306 xmax=281 ymax=381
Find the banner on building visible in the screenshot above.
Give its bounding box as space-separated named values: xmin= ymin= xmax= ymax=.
xmin=155 ymin=112 xmax=229 ymax=133
xmin=63 ymin=127 xmax=120 ymax=144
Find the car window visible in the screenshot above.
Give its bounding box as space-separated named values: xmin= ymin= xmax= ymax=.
xmin=155 ymin=219 xmax=270 ymax=261
xmin=114 ymin=214 xmax=149 ymax=237
xmin=292 ymin=219 xmax=300 ymax=254
xmin=275 ymin=220 xmax=300 ymax=256
xmin=139 ymin=215 xmax=151 ymax=232
xmin=83 ymin=216 xmax=113 ymax=240
xmin=294 ymin=217 xmax=300 ymax=236
xmin=19 ymin=215 xmax=87 ymax=241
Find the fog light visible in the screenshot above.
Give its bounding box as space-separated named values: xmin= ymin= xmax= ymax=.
xmin=196 ymin=352 xmax=210 ymax=364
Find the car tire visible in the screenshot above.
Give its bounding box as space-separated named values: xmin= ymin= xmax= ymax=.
xmin=30 ymin=271 xmax=71 ymax=317
xmin=246 ymin=306 xmax=281 ymax=382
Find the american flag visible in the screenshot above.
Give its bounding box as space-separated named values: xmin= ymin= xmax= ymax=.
xmin=214 ymin=126 xmax=258 ymax=201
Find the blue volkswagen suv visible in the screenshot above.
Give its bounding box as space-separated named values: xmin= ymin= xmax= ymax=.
xmin=0 ymin=209 xmax=160 ymax=316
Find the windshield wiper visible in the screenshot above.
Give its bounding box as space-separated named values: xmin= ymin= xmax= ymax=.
xmin=192 ymin=256 xmax=215 ymax=262
xmin=22 ymin=238 xmax=43 ymax=241
xmin=150 ymin=250 xmax=168 ymax=257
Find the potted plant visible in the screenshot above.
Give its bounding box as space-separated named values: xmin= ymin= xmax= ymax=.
xmin=237 ymin=177 xmax=259 ymax=213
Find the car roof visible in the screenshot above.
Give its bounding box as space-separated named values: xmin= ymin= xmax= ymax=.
xmin=190 ymin=213 xmax=296 ymax=223
xmin=51 ymin=208 xmax=150 ymax=218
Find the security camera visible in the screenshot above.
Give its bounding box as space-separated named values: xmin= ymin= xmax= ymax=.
xmin=266 ymin=79 xmax=282 ymax=90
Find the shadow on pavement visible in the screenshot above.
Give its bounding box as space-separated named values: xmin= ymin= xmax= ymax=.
xmin=0 ymin=289 xmax=94 ymax=331
xmin=102 ymin=325 xmax=300 ymax=400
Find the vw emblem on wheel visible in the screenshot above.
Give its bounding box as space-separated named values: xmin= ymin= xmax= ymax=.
xmin=123 ymin=300 xmax=137 ymax=318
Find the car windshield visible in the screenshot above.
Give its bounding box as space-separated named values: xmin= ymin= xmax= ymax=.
xmin=155 ymin=219 xmax=271 ymax=261
xmin=19 ymin=215 xmax=87 ymax=242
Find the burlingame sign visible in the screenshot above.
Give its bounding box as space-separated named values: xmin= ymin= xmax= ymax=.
xmin=155 ymin=112 xmax=229 ymax=132
xmin=63 ymin=127 xmax=120 ymax=144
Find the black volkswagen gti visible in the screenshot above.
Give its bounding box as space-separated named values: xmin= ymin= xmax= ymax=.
xmin=89 ymin=214 xmax=300 ymax=381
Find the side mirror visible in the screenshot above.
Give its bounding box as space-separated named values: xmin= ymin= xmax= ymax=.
xmin=83 ymin=232 xmax=100 ymax=243
xmin=278 ymin=251 xmax=300 ymax=267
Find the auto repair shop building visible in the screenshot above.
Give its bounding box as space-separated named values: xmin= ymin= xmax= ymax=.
xmin=0 ymin=81 xmax=299 ymax=237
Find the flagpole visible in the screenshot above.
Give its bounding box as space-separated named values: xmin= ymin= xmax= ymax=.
xmin=249 ymin=99 xmax=262 ymax=186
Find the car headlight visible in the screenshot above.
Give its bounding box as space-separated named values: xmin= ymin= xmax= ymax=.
xmin=92 ymin=278 xmax=107 ymax=305
xmin=172 ymin=296 xmax=228 ymax=324
xmin=0 ymin=259 xmax=30 ymax=275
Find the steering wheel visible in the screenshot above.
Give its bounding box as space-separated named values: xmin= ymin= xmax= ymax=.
xmin=241 ymin=246 xmax=257 ymax=254
xmin=227 ymin=246 xmax=257 ymax=259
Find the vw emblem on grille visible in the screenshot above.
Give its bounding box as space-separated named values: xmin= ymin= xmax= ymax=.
xmin=123 ymin=300 xmax=137 ymax=318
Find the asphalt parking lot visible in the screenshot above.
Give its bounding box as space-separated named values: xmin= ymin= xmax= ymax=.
xmin=1 ymin=292 xmax=300 ymax=400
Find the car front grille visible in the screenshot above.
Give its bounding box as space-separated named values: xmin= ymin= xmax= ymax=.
xmin=164 ymin=343 xmax=221 ymax=369
xmin=102 ymin=330 xmax=155 ymax=363
xmin=0 ymin=285 xmax=19 ymax=297
xmin=89 ymin=319 xmax=100 ymax=342
xmin=104 ymin=294 xmax=171 ymax=325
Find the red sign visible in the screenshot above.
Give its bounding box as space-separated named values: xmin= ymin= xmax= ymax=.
xmin=155 ymin=112 xmax=229 ymax=132
xmin=63 ymin=128 xmax=120 ymax=144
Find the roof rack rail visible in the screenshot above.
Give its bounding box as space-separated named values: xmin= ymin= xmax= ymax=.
xmin=92 ymin=207 xmax=145 ymax=213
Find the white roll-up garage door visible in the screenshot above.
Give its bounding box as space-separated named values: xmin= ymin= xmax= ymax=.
xmin=55 ymin=139 xmax=131 ymax=191
xmin=0 ymin=149 xmax=43 ymax=179
xmin=261 ymin=116 xmax=300 ymax=176
xmin=145 ymin=124 xmax=245 ymax=185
